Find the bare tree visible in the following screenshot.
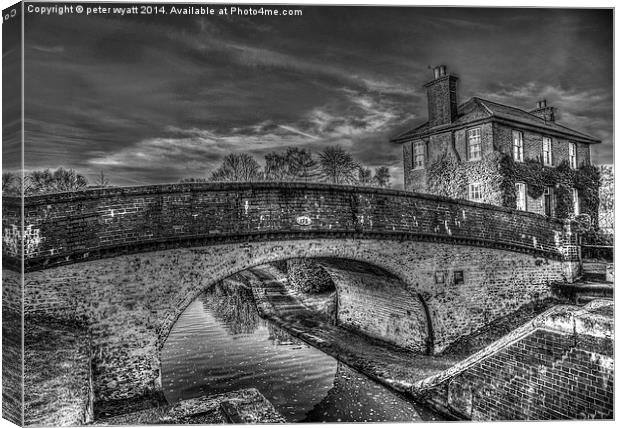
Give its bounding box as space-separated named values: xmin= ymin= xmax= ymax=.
xmin=51 ymin=168 xmax=88 ymax=192
xmin=358 ymin=167 xmax=373 ymax=185
xmin=95 ymin=170 xmax=110 ymax=187
xmin=23 ymin=168 xmax=88 ymax=194
xmin=373 ymin=166 xmax=391 ymax=188
xmin=2 ymin=172 xmax=17 ymax=193
xmin=264 ymin=148 xmax=323 ymax=182
xmin=286 ymin=148 xmax=323 ymax=182
xmin=264 ymin=152 xmax=290 ymax=181
xmin=210 ymin=153 xmax=263 ymax=182
xmin=27 ymin=169 xmax=54 ymax=194
xmin=318 ymin=146 xmax=359 ymax=185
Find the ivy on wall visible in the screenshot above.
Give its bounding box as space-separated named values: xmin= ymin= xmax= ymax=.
xmin=427 ymin=153 xmax=600 ymax=223
xmin=427 ymin=152 xmax=506 ymax=205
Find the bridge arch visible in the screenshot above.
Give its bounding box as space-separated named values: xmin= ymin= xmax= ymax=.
xmin=23 ymin=236 xmax=565 ymax=410
xmin=156 ymin=247 xmax=433 ymax=359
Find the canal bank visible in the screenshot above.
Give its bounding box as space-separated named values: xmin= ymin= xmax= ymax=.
xmin=247 ymin=264 xmax=461 ymax=396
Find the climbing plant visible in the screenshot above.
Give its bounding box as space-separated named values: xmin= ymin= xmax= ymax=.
xmin=427 ymin=151 xmax=505 ymax=204
xmin=427 ymin=152 xmax=600 ymax=222
xmin=427 ymin=155 xmax=467 ymax=199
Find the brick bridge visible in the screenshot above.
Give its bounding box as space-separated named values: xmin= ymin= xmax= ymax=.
xmin=2 ymin=182 xmax=578 ymax=407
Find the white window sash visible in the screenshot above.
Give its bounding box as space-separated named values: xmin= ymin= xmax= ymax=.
xmin=468 ymin=183 xmax=482 ymax=202
xmin=513 ymin=131 xmax=523 ymax=162
xmin=569 ymin=143 xmax=577 ymax=168
xmin=516 ymin=183 xmax=527 ymax=210
xmin=542 ymin=137 xmax=552 ymax=166
xmin=573 ymin=189 xmax=580 ymax=215
xmin=414 ymin=142 xmax=425 ymax=168
xmin=468 ymin=129 xmax=481 ymax=160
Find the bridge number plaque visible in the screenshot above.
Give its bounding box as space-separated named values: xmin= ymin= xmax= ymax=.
xmin=296 ymin=215 xmax=313 ymax=226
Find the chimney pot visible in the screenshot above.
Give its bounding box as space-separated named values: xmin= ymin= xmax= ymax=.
xmin=530 ymin=100 xmax=555 ymax=122
xmin=425 ymin=65 xmax=458 ymax=127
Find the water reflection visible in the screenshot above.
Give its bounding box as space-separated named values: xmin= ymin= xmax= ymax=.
xmin=202 ymin=279 xmax=262 ymax=335
xmin=161 ymin=277 xmax=436 ymax=422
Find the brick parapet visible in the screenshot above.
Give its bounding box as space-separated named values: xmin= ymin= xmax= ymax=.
xmin=415 ymin=300 xmax=614 ymax=420
xmin=2 ymin=182 xmax=568 ymax=271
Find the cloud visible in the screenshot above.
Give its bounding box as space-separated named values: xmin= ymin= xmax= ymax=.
xmin=476 ymin=82 xmax=613 ymax=164
xmin=30 ymin=45 xmax=64 ymax=53
xmin=20 ymin=7 xmax=612 ymax=188
xmin=277 ymin=125 xmax=319 ymax=140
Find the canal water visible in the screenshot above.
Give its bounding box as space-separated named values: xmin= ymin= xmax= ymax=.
xmin=161 ymin=281 xmax=439 ymax=422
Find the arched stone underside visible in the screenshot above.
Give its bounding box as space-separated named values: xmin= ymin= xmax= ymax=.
xmin=23 ymin=238 xmax=566 ymax=407
xmin=314 ymin=259 xmax=431 ymax=353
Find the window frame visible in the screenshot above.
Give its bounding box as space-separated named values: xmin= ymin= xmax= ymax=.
xmin=468 ymin=182 xmax=483 ymax=202
xmin=413 ymin=141 xmax=426 ymax=169
xmin=512 ymin=130 xmax=524 ymax=162
xmin=572 ymin=188 xmax=580 ymax=215
xmin=542 ymin=136 xmax=553 ymax=166
xmin=515 ymin=182 xmax=527 ymax=211
xmin=467 ymin=127 xmax=482 ymax=161
xmin=569 ymin=142 xmax=577 ymax=169
xmin=543 ymin=186 xmax=554 ymax=217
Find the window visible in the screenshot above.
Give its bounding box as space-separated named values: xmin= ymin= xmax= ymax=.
xmin=572 ymin=188 xmax=580 ymax=215
xmin=434 ymin=271 xmax=446 ymax=284
xmin=543 ymin=186 xmax=553 ymax=217
xmin=467 ymin=128 xmax=482 ymax=161
xmin=516 ymin=182 xmax=527 ymax=211
xmin=569 ymin=142 xmax=577 ymax=169
xmin=512 ymin=130 xmax=524 ymax=162
xmin=468 ymin=183 xmax=483 ymax=202
xmin=413 ymin=141 xmax=425 ymax=169
xmin=542 ymin=137 xmax=553 ymax=166
xmin=453 ymin=271 xmax=464 ymax=285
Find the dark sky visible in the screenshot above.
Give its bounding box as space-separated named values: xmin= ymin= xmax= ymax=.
xmin=12 ymin=4 xmax=613 ymax=187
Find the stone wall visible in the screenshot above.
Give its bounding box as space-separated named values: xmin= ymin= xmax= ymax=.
xmin=2 ymin=182 xmax=570 ymax=271
xmin=21 ymin=238 xmax=568 ymax=408
xmin=417 ymin=301 xmax=614 ymax=420
xmin=24 ymin=317 xmax=94 ymax=426
xmin=323 ymin=262 xmax=429 ymax=352
xmin=2 ymin=269 xmax=23 ymax=426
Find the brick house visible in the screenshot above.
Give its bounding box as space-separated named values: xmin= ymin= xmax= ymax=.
xmin=391 ymin=65 xmax=601 ymax=221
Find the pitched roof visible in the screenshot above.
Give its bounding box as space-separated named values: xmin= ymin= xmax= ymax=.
xmin=391 ymin=97 xmax=601 ymax=144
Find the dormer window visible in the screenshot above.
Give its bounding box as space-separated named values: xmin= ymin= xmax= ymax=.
xmin=542 ymin=137 xmax=553 ymax=166
xmin=467 ymin=128 xmax=481 ymax=161
xmin=512 ymin=130 xmax=524 ymax=162
xmin=569 ymin=142 xmax=577 ymax=169
xmin=413 ymin=141 xmax=425 ymax=169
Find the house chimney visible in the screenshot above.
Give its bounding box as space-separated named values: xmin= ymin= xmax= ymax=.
xmin=425 ymin=65 xmax=458 ymax=127
xmin=530 ymin=99 xmax=555 ymax=122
